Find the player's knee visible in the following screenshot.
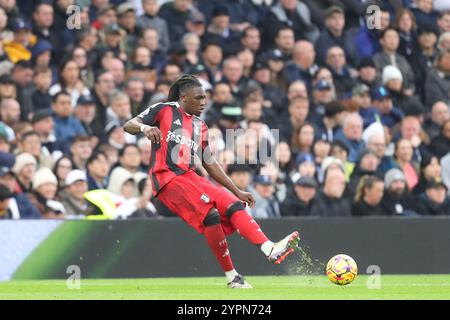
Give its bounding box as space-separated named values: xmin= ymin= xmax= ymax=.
xmin=225 ymin=201 xmax=245 ymax=219
xmin=203 ymin=208 xmax=220 ymax=226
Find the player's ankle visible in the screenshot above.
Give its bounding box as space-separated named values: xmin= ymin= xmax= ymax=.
xmin=260 ymin=241 xmax=274 ymax=256
xmin=225 ymin=269 xmax=239 ymax=282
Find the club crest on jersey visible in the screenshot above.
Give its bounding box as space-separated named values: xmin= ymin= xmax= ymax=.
xmin=201 ymin=193 xmax=210 ymax=203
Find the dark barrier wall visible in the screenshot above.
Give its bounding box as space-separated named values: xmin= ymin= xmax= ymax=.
xmin=9 ymin=217 xmax=450 ymax=279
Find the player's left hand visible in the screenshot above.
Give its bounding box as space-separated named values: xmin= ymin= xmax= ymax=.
xmin=236 ymin=191 xmax=255 ymax=208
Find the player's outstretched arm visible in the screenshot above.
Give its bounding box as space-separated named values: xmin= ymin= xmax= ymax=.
xmin=202 ymin=157 xmax=255 ymax=208
xmin=124 ymin=117 xmax=163 ymax=144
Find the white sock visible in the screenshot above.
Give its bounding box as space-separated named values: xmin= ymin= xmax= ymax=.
xmin=261 ymin=240 xmax=274 ymax=256
xmin=225 ymin=269 xmax=239 ymax=282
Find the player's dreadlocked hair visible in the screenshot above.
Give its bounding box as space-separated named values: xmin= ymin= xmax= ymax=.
xmin=167 ymin=74 xmax=203 ymax=102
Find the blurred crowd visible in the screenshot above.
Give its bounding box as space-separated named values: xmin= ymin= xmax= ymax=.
xmin=0 ymin=0 xmax=450 ymax=220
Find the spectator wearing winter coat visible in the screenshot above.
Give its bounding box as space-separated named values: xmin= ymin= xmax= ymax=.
xmin=158 ymin=0 xmax=193 ymax=43
xmin=28 ymin=167 xmax=65 ymax=219
xmin=372 ymin=27 xmax=416 ymax=93
xmin=334 ymin=112 xmax=366 ymax=163
xmin=265 ymin=0 xmax=319 ymax=44
xmin=136 ymin=0 xmax=170 ymax=53
xmin=380 ymin=168 xmax=420 ymax=215
xmin=382 ymin=65 xmax=425 ymax=117
xmin=280 ymin=176 xmax=317 ymax=216
xmin=314 ymin=5 xmax=355 ymax=66
xmin=353 ymin=8 xmax=391 ymax=63
xmin=283 ymin=40 xmax=319 ymax=90
xmin=352 ymin=175 xmax=388 ymax=216
xmin=430 ymin=119 xmax=450 ymax=159
xmin=345 ymin=149 xmax=381 ymax=200
xmin=423 ymin=101 xmax=450 ymax=141
xmin=60 ymin=169 xmax=89 ymax=217
xmin=371 ymin=86 xmax=404 ymax=129
xmin=310 ymin=166 xmax=351 ymax=217
xmin=248 ymin=175 xmax=281 ymax=219
xmin=419 ymin=178 xmax=450 ymax=215
xmin=52 ymin=91 xmax=87 ymax=146
xmin=12 ymin=152 xmax=37 ymax=194
xmin=425 ymin=49 xmax=450 ymax=108
xmin=0 ymin=166 xmax=41 ymax=219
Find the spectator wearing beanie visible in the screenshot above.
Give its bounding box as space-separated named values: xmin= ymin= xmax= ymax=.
xmin=355 ymin=57 xmax=379 ymax=89
xmin=380 ymin=168 xmax=420 ymax=215
xmin=383 ymin=65 xmax=425 ymax=116
xmin=28 ymin=167 xmax=65 ymax=219
xmin=12 ymin=152 xmax=37 ymax=194
xmin=60 ymin=169 xmax=89 ymax=217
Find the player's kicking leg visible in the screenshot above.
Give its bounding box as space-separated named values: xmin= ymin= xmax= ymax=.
xmin=202 ymin=208 xmax=252 ymax=289
xmin=225 ymin=202 xmax=301 ymax=264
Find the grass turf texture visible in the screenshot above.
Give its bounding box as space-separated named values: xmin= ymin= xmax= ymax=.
xmin=1 ymin=275 xmax=450 ymax=299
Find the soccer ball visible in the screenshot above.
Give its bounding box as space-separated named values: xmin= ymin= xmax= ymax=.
xmin=326 ymin=254 xmax=358 ymax=285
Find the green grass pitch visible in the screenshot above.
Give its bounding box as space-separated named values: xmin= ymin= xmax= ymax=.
xmin=1 ymin=275 xmax=450 ymax=299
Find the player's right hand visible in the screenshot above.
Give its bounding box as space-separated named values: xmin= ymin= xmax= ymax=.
xmin=142 ymin=126 xmax=163 ymax=144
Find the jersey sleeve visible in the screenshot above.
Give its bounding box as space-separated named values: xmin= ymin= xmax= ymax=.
xmin=200 ymin=122 xmax=214 ymax=164
xmin=137 ymin=103 xmax=166 ymax=125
